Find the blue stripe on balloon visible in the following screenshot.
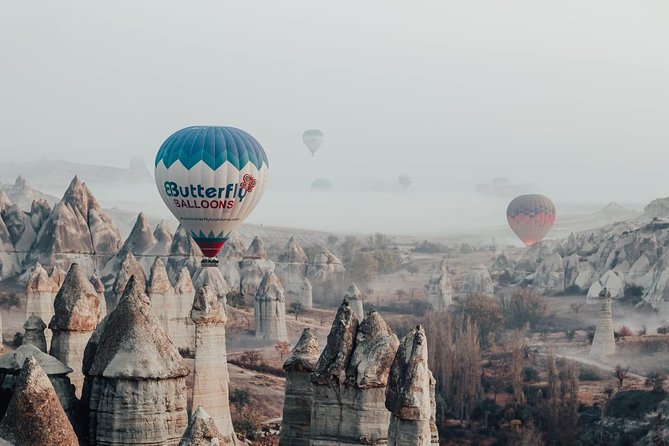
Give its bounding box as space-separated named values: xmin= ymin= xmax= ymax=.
xmin=156 ymin=126 xmax=268 ymax=171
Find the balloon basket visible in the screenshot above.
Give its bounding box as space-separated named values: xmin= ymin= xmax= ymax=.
xmin=201 ymin=258 xmax=220 ymax=267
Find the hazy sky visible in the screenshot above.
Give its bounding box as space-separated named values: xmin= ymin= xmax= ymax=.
xmin=2 ymin=1 xmax=669 ymax=219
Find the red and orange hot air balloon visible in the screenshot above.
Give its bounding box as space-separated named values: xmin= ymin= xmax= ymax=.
xmin=506 ymin=194 xmax=556 ymax=246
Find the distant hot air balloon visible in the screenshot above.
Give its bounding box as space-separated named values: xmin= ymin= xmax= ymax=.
xmin=506 ymin=194 xmax=556 ymax=246
xmin=310 ymin=178 xmax=333 ymax=191
xmin=303 ymin=129 xmax=324 ymax=156
xmin=398 ymin=174 xmax=412 ymax=190
xmin=155 ymin=126 xmax=269 ymax=265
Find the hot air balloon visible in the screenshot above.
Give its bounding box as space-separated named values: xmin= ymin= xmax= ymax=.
xmin=310 ymin=178 xmax=333 ymax=191
xmin=303 ymin=129 xmax=324 ymax=156
xmin=506 ymin=194 xmax=556 ymax=246
xmin=155 ymin=126 xmax=269 ymax=266
xmin=398 ymin=174 xmax=412 ymax=190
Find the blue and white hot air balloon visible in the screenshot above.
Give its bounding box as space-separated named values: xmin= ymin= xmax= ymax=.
xmin=302 ymin=129 xmax=324 ymax=156
xmin=155 ymin=126 xmax=269 ymax=265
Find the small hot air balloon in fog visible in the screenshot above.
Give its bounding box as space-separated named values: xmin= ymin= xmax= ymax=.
xmin=303 ymin=129 xmax=324 ymax=156
xmin=155 ymin=126 xmax=269 ymax=265
xmin=506 ymin=194 xmax=556 ymax=246
xmin=311 ymin=178 xmax=333 ymax=191
xmin=398 ymin=174 xmax=412 ymax=190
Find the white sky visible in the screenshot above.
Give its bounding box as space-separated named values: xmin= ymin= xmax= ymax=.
xmin=2 ymin=1 xmax=669 ymax=234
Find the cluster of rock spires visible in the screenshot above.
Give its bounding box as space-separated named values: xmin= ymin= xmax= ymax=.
xmin=280 ymin=300 xmax=438 ymax=446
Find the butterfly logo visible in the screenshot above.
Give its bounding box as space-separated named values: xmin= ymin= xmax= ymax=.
xmin=240 ymin=174 xmax=257 ymax=192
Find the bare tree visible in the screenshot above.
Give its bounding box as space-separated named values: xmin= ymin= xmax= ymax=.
xmin=288 ymin=302 xmax=303 ymax=320
xmin=275 ymin=341 xmax=291 ymax=362
xmin=614 ymin=364 xmax=629 ymax=390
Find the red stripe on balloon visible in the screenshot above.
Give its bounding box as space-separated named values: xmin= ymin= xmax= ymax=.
xmin=197 ymin=241 xmax=225 ymax=258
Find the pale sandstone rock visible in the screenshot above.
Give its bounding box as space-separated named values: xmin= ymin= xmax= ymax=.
xmin=590 ymin=293 xmax=616 ymax=358
xmin=190 ymin=286 xmax=237 ymax=443
xmin=275 ymin=237 xmax=313 ymax=309
xmin=90 ymin=273 xmax=108 ymax=319
xmin=217 ymin=232 xmax=245 ymax=291
xmin=193 ymin=267 xmax=231 ymax=306
xmin=343 ymin=282 xmax=365 ymax=322
xmin=25 ymin=263 xmax=57 ymax=348
xmin=112 ymin=251 xmax=146 ymax=310
xmin=460 ymin=265 xmax=494 ymax=298
xmin=280 ymin=328 xmax=319 ymax=445
xmin=22 ymin=314 xmax=47 ymax=352
xmin=49 ymin=263 xmax=101 ymax=398
xmin=307 ymin=245 xmax=346 ymax=306
xmin=532 ymin=253 xmax=565 ymax=295
xmin=426 ymin=260 xmax=452 ymax=312
xmin=0 ymin=357 xmax=79 ymax=446
xmin=240 ymin=237 xmax=275 ymax=300
xmin=254 ymin=271 xmax=288 ymax=342
xmin=179 ymin=407 xmax=225 ymax=446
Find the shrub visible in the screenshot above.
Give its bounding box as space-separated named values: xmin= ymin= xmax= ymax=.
xmin=616 ymin=325 xmax=634 ymax=339
xmin=502 ymin=290 xmax=547 ymax=329
xmin=523 ymin=366 xmax=539 ymax=382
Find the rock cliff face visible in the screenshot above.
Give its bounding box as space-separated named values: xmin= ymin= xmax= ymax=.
xmin=49 ymin=263 xmax=101 ymax=398
xmin=25 ymin=263 xmax=57 ymax=348
xmin=22 ymin=314 xmax=47 ymax=352
xmin=426 ymin=261 xmax=452 ymax=312
xmin=460 ymin=265 xmax=494 ymax=298
xmin=0 ymin=344 xmax=78 ymax=426
xmin=82 ymin=277 xmax=190 ymax=446
xmin=190 ymin=286 xmax=237 ymax=443
xmin=0 ymin=357 xmax=79 ymax=446
xmin=310 ymin=302 xmax=399 ymax=445
xmin=254 ymin=271 xmax=288 ymax=342
xmin=343 ymin=282 xmax=365 ymax=321
xmin=275 ymin=237 xmax=313 ymax=309
xmin=179 ymin=407 xmax=225 ymax=446
xmin=307 ymin=246 xmax=346 ymax=306
xmin=240 ymin=237 xmax=275 ymax=300
xmin=386 ymin=326 xmax=433 ymax=446
xmin=280 ymin=328 xmax=319 ymax=446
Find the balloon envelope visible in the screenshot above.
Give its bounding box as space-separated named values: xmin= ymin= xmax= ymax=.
xmin=398 ymin=174 xmax=412 ymax=190
xmin=506 ymin=194 xmax=556 ymax=246
xmin=155 ymin=126 xmax=269 ymax=258
xmin=302 ymin=129 xmax=324 ymax=156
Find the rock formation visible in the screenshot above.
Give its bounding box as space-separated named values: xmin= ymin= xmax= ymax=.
xmin=532 ymin=253 xmax=565 ymax=295
xmin=587 ymin=270 xmax=624 ymax=302
xmin=0 ymin=215 xmax=19 ymax=279
xmin=14 ymin=199 xmax=52 ymax=262
xmin=563 ymin=254 xmax=580 ymax=290
xmin=90 ymin=273 xmax=108 ymax=319
xmin=460 ymin=265 xmax=494 ymax=298
xmin=590 ymin=291 xmax=616 ymax=358
xmin=167 ymin=225 xmax=202 ymax=278
xmin=275 ymin=237 xmax=313 ymax=309
xmin=120 ymin=212 xmax=157 ymax=256
xmin=112 ymin=250 xmax=146 ymax=309
xmin=307 ymin=245 xmax=346 ymax=305
xmin=0 ymin=344 xmax=77 ymax=424
xmin=193 ymin=267 xmax=231 ymax=306
xmin=50 ymin=265 xmax=67 ymax=290
xmin=254 ymin=271 xmax=288 ymax=342
xmin=172 ymin=267 xmax=197 ymax=353
xmin=190 ymin=286 xmax=237 ymax=443
xmin=25 ymin=263 xmax=57 ymax=348
xmin=343 ymin=282 xmax=365 ymax=321
xmin=0 ymin=357 xmax=79 ymax=446
xmin=178 ymin=407 xmax=225 ymax=446
xmin=22 ymin=314 xmax=47 ymax=352
xmin=216 ymin=232 xmax=245 ymax=291
xmin=426 ymin=260 xmax=452 ymax=312
xmin=386 ymin=326 xmax=433 ymax=446
xmin=82 ymin=276 xmax=190 ymax=446
xmin=280 ymin=328 xmax=319 ymax=445
xmin=310 ymin=302 xmax=399 ymax=444
xmin=2 ymin=203 xmax=26 ymax=245
xmin=49 ymin=263 xmax=101 ymax=397
xmin=240 ymin=237 xmax=275 ymax=300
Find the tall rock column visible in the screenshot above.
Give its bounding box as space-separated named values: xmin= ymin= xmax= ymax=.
xmin=275 ymin=237 xmax=313 ymax=309
xmin=240 ymin=237 xmax=275 ymax=301
xmin=385 ymin=326 xmax=432 ymax=446
xmin=254 ymin=271 xmax=288 ymax=342
xmin=190 ymin=285 xmax=237 ymax=444
xmin=22 ymin=314 xmax=47 ymax=352
xmin=344 ymin=282 xmax=365 ymax=321
xmin=590 ymin=292 xmax=616 ymax=358
xmin=25 ymin=263 xmax=57 ymax=348
xmin=173 ymin=267 xmax=196 ymax=354
xmin=427 ymin=260 xmax=452 ymax=312
xmin=49 ymin=263 xmax=102 ymax=398
xmin=83 ymin=277 xmax=190 ymax=446
xmin=111 ymin=251 xmax=146 ymax=310
xmin=280 ymin=328 xmax=319 ymax=445
xmin=148 ymin=258 xmax=177 ymax=340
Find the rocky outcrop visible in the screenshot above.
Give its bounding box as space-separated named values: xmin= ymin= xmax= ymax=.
xmin=343 ymin=282 xmax=365 ymax=321
xmin=120 ymin=212 xmax=157 ymax=256
xmin=112 ymin=251 xmax=146 ymax=309
xmin=0 ymin=215 xmax=19 ymax=279
xmin=14 ymin=199 xmax=52 ymax=261
xmin=587 ymin=270 xmax=624 ymax=302
xmin=0 ymin=357 xmax=79 ymax=446
xmin=563 ymin=254 xmax=580 ymax=290
xmin=532 ymin=253 xmax=565 ymax=295
xmin=275 ymin=237 xmax=313 ymax=309
xmin=2 ymin=204 xmax=26 ymax=246
xmin=179 ymin=407 xmax=225 ymax=446
xmin=167 ymin=225 xmax=202 ymax=278
xmin=386 ymin=326 xmax=433 ymax=446
xmin=254 ymin=271 xmax=288 ymax=342
xmin=50 ymin=265 xmax=67 ymax=290
xmin=172 ymin=268 xmax=197 ymax=353
xmin=240 ymin=237 xmax=275 ymax=300
xmin=310 ymin=302 xmax=399 ymax=445
xmin=280 ymin=328 xmax=319 ymax=445
xmin=628 ymin=255 xmax=652 ymax=289
xmin=49 ymin=263 xmax=101 ymax=397
xmin=90 ymin=273 xmax=107 ymax=319
xmin=22 ymin=315 xmax=47 ymax=352
xmin=217 ymin=232 xmax=245 ymax=291
xmin=460 ymin=265 xmax=494 ymax=298
xmin=590 ymin=293 xmax=616 ymax=358
xmin=82 ymin=277 xmax=190 ymax=446
xmin=0 ymin=344 xmax=77 ymax=425
xmin=190 ymin=286 xmax=236 ymax=443
xmin=307 ymin=245 xmax=346 ymax=306
xmin=25 ymin=263 xmax=57 ymax=348
xmin=426 ymin=261 xmax=452 ymax=312
xmin=193 ymin=267 xmax=231 ymax=306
